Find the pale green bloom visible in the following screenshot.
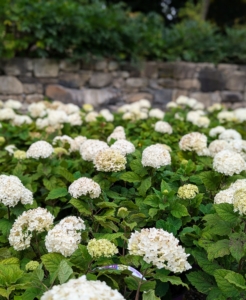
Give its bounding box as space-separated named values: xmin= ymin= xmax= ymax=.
xmin=177 ymin=184 xmax=199 ymax=199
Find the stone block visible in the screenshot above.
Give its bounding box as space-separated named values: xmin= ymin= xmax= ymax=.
xmin=3 ymin=58 xmax=33 ymax=75
xmin=45 ymin=84 xmax=84 ymax=105
xmin=158 ymin=78 xmax=178 ymax=89
xmin=0 ymin=76 xmax=23 ymax=94
xmin=159 ymin=62 xmax=197 ymax=79
xmin=144 ymin=88 xmax=172 ymax=106
xmin=141 ymin=62 xmax=158 ymax=78
xmin=178 ymin=79 xmax=201 ymax=90
xmin=221 ymin=91 xmax=243 ymax=103
xmin=95 ymin=60 xmax=108 ymax=71
xmin=189 ymin=92 xmax=221 ymax=107
xmin=26 ymin=94 xmax=44 ymax=103
xmin=23 ymin=83 xmax=43 ymax=94
xmin=113 ymin=78 xmax=126 ymax=89
xmin=0 ymin=94 xmax=24 ymax=101
xmin=198 ymin=67 xmax=224 ymax=92
xmin=108 ymin=61 xmax=119 ymax=71
xmin=89 ymin=73 xmax=112 ymax=88
xmin=34 ymin=59 xmax=59 ymax=77
xmin=126 ymin=77 xmax=148 ymax=88
xmin=79 ymin=71 xmax=92 ymax=86
xmin=172 ymin=89 xmax=189 ymax=101
xmin=82 ymin=88 xmax=119 ymax=107
xmin=224 ymin=71 xmax=246 ymax=91
xmin=58 ymin=73 xmax=81 ymax=89
xmin=59 ymin=60 xmax=80 ymax=72
xmin=125 ymin=92 xmax=153 ymax=103
xmin=120 ymin=62 xmax=141 ymax=77
xmin=217 ymin=64 xmax=238 ymax=71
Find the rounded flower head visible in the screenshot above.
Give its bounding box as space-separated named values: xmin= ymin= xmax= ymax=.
xmin=0 ymin=136 xmax=5 ymax=145
xmin=26 ymin=141 xmax=54 ymax=159
xmin=234 ymin=108 xmax=246 ymax=123
xmin=0 ymin=175 xmax=33 ymax=207
xmin=94 ymin=149 xmax=126 ymax=172
xmin=141 ymin=144 xmax=171 ymax=169
xmin=154 ymin=121 xmax=173 ymax=134
xmin=177 ymin=184 xmax=199 ymax=199
xmin=85 ymin=111 xmax=99 ymax=122
xmin=107 ymin=126 xmax=126 ymax=143
xmin=209 ymin=126 xmax=226 ymax=138
xmin=148 ymin=108 xmax=165 ymax=119
xmin=208 ymin=140 xmax=228 ymax=157
xmin=45 ymin=216 xmax=85 ymax=257
xmin=80 ymin=139 xmax=109 ymax=161
xmin=214 ymin=189 xmax=235 ymax=204
xmin=87 ymin=239 xmax=118 ymax=258
xmin=110 ymin=139 xmax=135 ymax=156
xmin=41 ymin=275 xmax=126 ymax=300
xmin=4 ymin=99 xmax=22 ymax=110
xmin=68 ymin=177 xmax=101 ymax=199
xmin=83 ymin=103 xmax=94 ymax=112
xmin=233 ymin=188 xmax=246 ymax=215
xmin=14 ymin=150 xmax=26 ymax=160
xmin=9 ymin=208 xmax=54 ymax=251
xmin=179 ymin=132 xmax=207 ymax=152
xmin=128 ymin=228 xmax=191 ymax=273
xmin=213 ymin=150 xmax=245 ymax=176
xmin=217 ymin=111 xmax=236 ymax=123
xmin=218 ymin=129 xmax=242 ymax=141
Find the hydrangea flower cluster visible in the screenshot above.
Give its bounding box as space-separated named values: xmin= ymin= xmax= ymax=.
xmin=141 ymin=144 xmax=171 ymax=168
xmin=87 ymin=239 xmax=118 ymax=258
xmin=128 ymin=228 xmax=191 ymax=273
xmin=0 ymin=175 xmax=33 ymax=207
xmin=214 ymin=179 xmax=246 ymax=204
xmin=45 ymin=216 xmax=85 ymax=257
xmin=68 ymin=177 xmax=101 ymax=199
xmin=9 ymin=208 xmax=54 ymax=251
xmin=107 ymin=126 xmax=126 ymax=142
xmin=233 ymin=188 xmax=246 ymax=215
xmin=26 ymin=141 xmax=54 ymax=159
xmin=177 ymin=184 xmax=199 ymax=199
xmin=154 ymin=121 xmax=173 ymax=134
xmin=93 ymin=149 xmax=127 ymax=172
xmin=41 ymin=275 xmax=126 ymax=300
xmin=179 ymin=132 xmax=207 ymax=153
xmin=110 ymin=139 xmax=135 ymax=156
xmin=80 ymin=139 xmax=109 ymax=161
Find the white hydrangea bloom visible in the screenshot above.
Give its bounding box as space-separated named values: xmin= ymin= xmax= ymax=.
xmin=218 ymin=129 xmax=242 ymax=141
xmin=209 ymin=126 xmax=226 ymax=137
xmin=128 ymin=228 xmax=191 ymax=273
xmin=100 ymin=109 xmax=114 ymax=122
xmin=176 ymin=95 xmax=189 ymax=106
xmin=227 ymin=140 xmax=246 ymax=158
xmin=111 ymin=140 xmax=135 ymax=156
xmin=45 ymin=216 xmax=85 ymax=257
xmin=4 ymin=144 xmax=17 ymax=154
xmin=208 ymin=140 xmax=228 ymax=157
xmin=58 ymin=103 xmax=80 ymax=115
xmin=234 ymin=108 xmax=246 ymax=123
xmin=186 ymin=110 xmax=205 ymax=123
xmin=41 ymin=275 xmax=126 ymax=300
xmin=179 ymin=132 xmax=207 ymax=152
xmin=0 ymin=108 xmax=16 ymax=120
xmin=94 ymin=149 xmax=127 ymax=172
xmin=53 ymin=135 xmax=77 ymax=153
xmin=214 ymin=189 xmax=235 ymax=204
xmin=4 ymin=99 xmax=22 ymax=110
xmin=66 ymin=113 xmax=82 ymax=126
xmin=174 ymin=113 xmax=184 ymax=121
xmin=207 ymin=103 xmax=223 ymax=112
xmin=138 ymin=99 xmax=151 ymax=109
xmin=193 ymin=102 xmax=205 ymax=110
xmin=186 ymin=98 xmax=198 ymax=108
xmin=80 ymin=139 xmax=109 ymax=161
xmin=68 ymin=177 xmax=101 ymax=199
xmin=166 ymin=102 xmax=178 ymax=109
xmin=73 ymin=136 xmax=87 ymax=150
xmin=0 ymin=175 xmax=33 ymax=207
xmin=148 ymin=108 xmax=165 ymax=119
xmin=233 ymin=188 xmax=246 ymax=215
xmin=196 ymin=147 xmax=211 ymax=157
xmin=85 ymin=111 xmax=99 ymax=122
xmin=36 ymin=117 xmax=49 ymax=129
xmin=28 ymin=102 xmax=47 ymax=118
xmin=12 ymin=115 xmax=32 ymax=126
xmin=141 ymin=144 xmax=171 ymax=168
xmin=230 ymin=179 xmax=246 ymax=190
xmin=117 ymin=104 xmax=131 ymax=113
xmin=9 ymin=208 xmax=54 ymax=251
xmin=47 ymin=109 xmax=68 ymax=126
xmin=217 ymin=111 xmax=236 ymax=123
xmin=213 ymin=150 xmax=245 ymax=176
xmin=26 ymin=141 xmax=54 ymax=159
xmin=154 ymin=121 xmax=173 ymax=134
xmin=107 ymin=126 xmax=126 ymax=143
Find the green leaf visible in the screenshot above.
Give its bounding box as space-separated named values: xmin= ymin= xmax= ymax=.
xmin=41 ymin=253 xmax=65 ymax=273
xmin=214 ymin=203 xmax=238 ymax=225
xmin=0 ymin=257 xmax=19 ymax=265
xmin=207 ymin=287 xmax=227 ymax=300
xmin=199 ymin=171 xmax=222 ymax=191
xmin=155 ymin=274 xmax=188 ymax=289
xmin=0 ymin=219 xmax=13 ymax=236
xmin=192 ymin=249 xmax=221 ymax=275
xmin=57 ymin=260 xmax=73 ymax=284
xmin=214 ymin=269 xmax=241 ymax=297
xmin=46 ymin=188 xmax=68 ymax=200
xmin=140 ymin=281 xmax=156 ymax=292
xmin=171 ymin=203 xmax=189 ymax=218
xmin=156 ymin=217 xmax=182 ymax=236
xmin=120 ymin=172 xmax=141 ymax=183
xmin=0 ymin=287 xmax=10 ymax=298
xmin=225 ymin=271 xmax=246 ymax=290
xmin=43 ymin=177 xmax=57 ymax=191
xmin=21 ymin=288 xmax=44 ymax=300
xmin=37 ymin=163 xmax=51 ymax=176
xmin=144 ymin=195 xmax=160 ymax=208
xmin=130 ymin=159 xmax=148 ymax=177
xmin=207 ymin=239 xmax=230 ymax=260
xmin=124 ymin=276 xmax=139 ymax=290
xmin=69 ymin=198 xmax=91 ymax=215
xmin=53 ymin=167 xmax=74 ymax=182
xmin=186 ymin=271 xmax=215 ymax=294
xmin=0 ymin=265 xmax=23 ymax=286
xmin=138 ymin=177 xmax=152 ymax=197
xmin=229 ymin=233 xmax=246 ymax=262
xmin=93 ymin=232 xmax=125 ymax=241
xmin=203 ymin=214 xmax=232 ymax=236
xmin=143 ymin=290 xmax=160 ymax=300
xmin=189 ymin=175 xmax=203 ymax=185
xmin=69 ymin=245 xmax=92 ymax=272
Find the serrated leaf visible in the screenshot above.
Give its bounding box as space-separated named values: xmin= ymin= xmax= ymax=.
xmin=207 ymin=239 xmax=230 ymax=260
xmin=171 ymin=203 xmax=189 ymax=218
xmin=46 ymin=188 xmax=68 ymax=200
xmin=124 ymin=276 xmax=139 ymax=290
xmin=203 ymin=213 xmax=232 ymax=236
xmin=120 ymin=172 xmax=141 ymax=183
xmin=54 ymin=167 xmax=74 ymax=182
xmin=37 ymin=163 xmax=51 ymax=176
xmin=41 ymin=253 xmax=65 ymax=273
xmin=0 ymin=219 xmax=13 ymax=237
xmin=143 ymin=290 xmax=160 ymax=300
xmin=0 ymin=265 xmax=23 ymax=286
xmin=214 ymin=269 xmax=241 ymax=297
xmin=229 ymin=232 xmax=246 ymax=262
xmin=155 ymin=274 xmax=188 ymax=289
xmin=138 ymin=177 xmax=152 ymax=197
xmin=207 ymin=287 xmax=227 ymax=300
xmin=225 ymin=271 xmax=246 ymax=290
xmin=21 ymin=287 xmax=44 ymax=300
xmin=43 ymin=177 xmax=57 ymax=191
xmin=69 ymin=198 xmax=91 ymax=215
xmin=199 ymin=171 xmax=222 ymax=191
xmin=144 ymin=195 xmax=160 ymax=208
xmin=57 ymin=260 xmax=73 ymax=284
xmin=0 ymin=287 xmax=10 ymax=298
xmin=93 ymin=232 xmax=125 ymax=241
xmin=156 ymin=217 xmax=182 ymax=235
xmin=140 ymin=280 xmax=156 ymax=292
xmin=69 ymin=245 xmax=92 ymax=272
xmin=0 ymin=257 xmax=19 ymax=265
xmin=192 ymin=249 xmax=221 ymax=275
xmin=189 ymin=175 xmax=203 ymax=185
xmin=186 ymin=271 xmax=215 ymax=294
xmin=214 ymin=203 xmax=238 ymax=225
xmin=130 ymin=159 xmax=148 ymax=177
